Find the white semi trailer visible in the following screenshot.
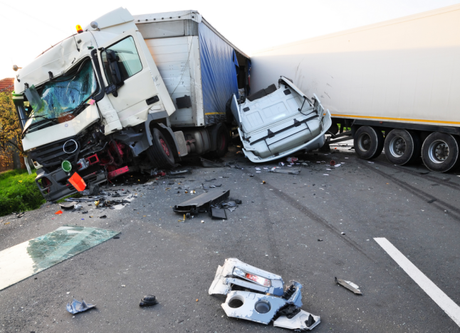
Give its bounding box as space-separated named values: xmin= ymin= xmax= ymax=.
xmin=250 ymin=4 xmax=460 ymax=172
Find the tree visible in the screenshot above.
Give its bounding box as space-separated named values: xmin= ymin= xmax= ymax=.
xmin=0 ymin=91 xmax=23 ymax=169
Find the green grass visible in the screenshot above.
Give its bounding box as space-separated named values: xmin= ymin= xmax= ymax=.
xmin=0 ymin=169 xmax=46 ymax=217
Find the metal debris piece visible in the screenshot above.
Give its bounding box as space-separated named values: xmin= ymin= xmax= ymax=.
xmin=335 ymin=277 xmax=362 ymax=295
xmin=173 ymin=190 xmax=230 ymax=215
xmin=60 ymin=202 xmax=76 ymax=210
xmin=270 ymin=167 xmax=301 ymax=175
xmin=210 ymin=258 xmax=320 ymax=331
xmin=222 ymin=291 xmax=287 ymax=325
xmin=139 ymin=295 xmax=158 ymax=307
xmin=209 ymin=258 xmax=284 ymax=296
xmin=66 ymin=299 xmax=96 ymax=314
xmin=273 ymin=309 xmax=321 ymax=331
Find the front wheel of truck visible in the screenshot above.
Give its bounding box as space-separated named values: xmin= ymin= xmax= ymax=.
xmin=147 ymin=128 xmax=176 ymax=168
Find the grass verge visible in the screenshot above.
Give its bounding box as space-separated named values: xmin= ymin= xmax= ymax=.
xmin=0 ymin=169 xmax=45 ymax=217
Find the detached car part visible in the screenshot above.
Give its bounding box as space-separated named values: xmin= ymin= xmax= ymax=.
xmin=209 ymin=258 xmax=320 ymax=331
xmin=173 ymin=190 xmax=230 ymax=215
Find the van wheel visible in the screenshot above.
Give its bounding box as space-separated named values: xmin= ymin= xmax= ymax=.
xmin=354 ymin=126 xmax=384 ymax=160
xmin=147 ymin=128 xmax=175 ymax=168
xmin=384 ymin=129 xmax=420 ymax=165
xmin=421 ymin=132 xmax=460 ymax=172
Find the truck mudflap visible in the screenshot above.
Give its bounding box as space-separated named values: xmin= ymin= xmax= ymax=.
xmin=233 ymin=76 xmax=332 ymax=163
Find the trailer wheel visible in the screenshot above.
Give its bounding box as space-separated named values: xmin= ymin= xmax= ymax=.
xmin=354 ymin=126 xmax=384 ymax=160
xmin=147 ymin=128 xmax=175 ymax=168
xmin=421 ymin=132 xmax=460 ymax=172
xmin=384 ymin=129 xmax=421 ymax=165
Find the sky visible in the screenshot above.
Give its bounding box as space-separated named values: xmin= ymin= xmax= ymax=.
xmin=1 ymin=0 xmax=460 ymax=80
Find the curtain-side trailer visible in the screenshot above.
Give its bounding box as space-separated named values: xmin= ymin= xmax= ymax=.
xmin=250 ymin=4 xmax=460 ymax=172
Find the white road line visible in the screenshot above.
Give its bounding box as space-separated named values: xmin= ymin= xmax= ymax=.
xmin=374 ymin=237 xmax=460 ymax=327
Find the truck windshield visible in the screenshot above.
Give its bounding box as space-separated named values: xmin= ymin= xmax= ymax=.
xmin=23 ymin=59 xmax=97 ymax=132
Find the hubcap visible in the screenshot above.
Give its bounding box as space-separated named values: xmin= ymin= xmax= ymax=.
xmin=428 ymin=140 xmax=449 ymax=163
xmin=389 ymin=137 xmax=406 ymax=157
xmin=359 ymin=134 xmax=371 ymax=151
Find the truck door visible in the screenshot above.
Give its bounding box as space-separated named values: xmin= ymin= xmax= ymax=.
xmin=98 ymin=29 xmax=175 ymax=127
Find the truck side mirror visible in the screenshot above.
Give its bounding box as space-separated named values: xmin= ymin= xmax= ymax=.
xmin=106 ymin=49 xmax=123 ymax=86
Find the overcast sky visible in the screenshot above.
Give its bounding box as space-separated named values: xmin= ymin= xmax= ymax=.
xmin=1 ymin=0 xmax=459 ymax=80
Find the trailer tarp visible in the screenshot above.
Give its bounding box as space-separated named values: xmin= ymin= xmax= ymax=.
xmin=198 ymin=22 xmax=239 ymax=125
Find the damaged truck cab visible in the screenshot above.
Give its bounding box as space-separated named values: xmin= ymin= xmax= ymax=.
xmin=13 ymin=8 xmax=250 ymax=201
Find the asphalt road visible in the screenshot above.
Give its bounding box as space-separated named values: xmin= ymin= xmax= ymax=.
xmin=1 ymin=143 xmax=460 ymax=333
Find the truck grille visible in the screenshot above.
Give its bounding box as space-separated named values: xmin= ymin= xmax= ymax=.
xmin=30 ymin=137 xmax=80 ymax=171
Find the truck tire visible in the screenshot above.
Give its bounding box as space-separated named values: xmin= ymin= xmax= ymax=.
xmin=421 ymin=132 xmax=460 ymax=172
xmin=384 ymin=129 xmax=421 ymax=165
xmin=206 ymin=123 xmax=229 ymax=158
xmin=354 ymin=126 xmax=384 ymax=160
xmin=147 ymin=128 xmax=175 ymax=168
xmin=213 ymin=123 xmax=229 ymax=157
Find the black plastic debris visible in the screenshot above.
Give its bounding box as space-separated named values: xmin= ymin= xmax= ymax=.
xmin=139 ymin=295 xmax=158 ymax=307
xmin=335 ymin=277 xmax=362 ymax=295
xmin=173 ymin=190 xmax=230 ymax=215
xmin=200 ymin=157 xmax=225 ymax=168
xmin=100 ymin=215 xmax=107 ymax=219
xmin=66 ymin=299 xmax=96 ymax=314
xmin=211 ymin=207 xmax=227 ymax=220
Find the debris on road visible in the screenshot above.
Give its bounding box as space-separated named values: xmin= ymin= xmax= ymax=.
xmin=66 ymin=299 xmax=96 ymax=314
xmin=270 ymin=167 xmax=301 ymax=175
xmin=139 ymin=295 xmax=158 ymax=307
xmin=335 ymin=277 xmax=362 ymax=295
xmin=60 ymin=202 xmax=75 ymax=210
xmin=0 ymin=226 xmax=119 ymax=291
xmin=209 ymin=258 xmax=320 ymax=331
xmin=173 ymin=190 xmax=230 ymax=215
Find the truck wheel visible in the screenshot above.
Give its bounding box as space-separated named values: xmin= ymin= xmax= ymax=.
xmin=421 ymin=132 xmax=460 ymax=172
xmin=209 ymin=123 xmax=229 ymax=158
xmin=384 ymin=129 xmax=420 ymax=165
xmin=147 ymin=128 xmax=175 ymax=168
xmin=354 ymin=126 xmax=384 ymax=160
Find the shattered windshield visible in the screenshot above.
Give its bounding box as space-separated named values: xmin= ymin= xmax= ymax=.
xmin=24 ymin=59 xmax=97 ymax=132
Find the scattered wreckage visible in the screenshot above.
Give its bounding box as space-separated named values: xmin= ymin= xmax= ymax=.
xmin=231 ymin=76 xmax=332 ymax=163
xmin=209 ymin=258 xmax=321 ymax=331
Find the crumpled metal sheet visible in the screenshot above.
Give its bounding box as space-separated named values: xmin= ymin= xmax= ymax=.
xmin=208 ymin=258 xmax=284 ymax=296
xmin=221 ymin=291 xmax=287 ymax=325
